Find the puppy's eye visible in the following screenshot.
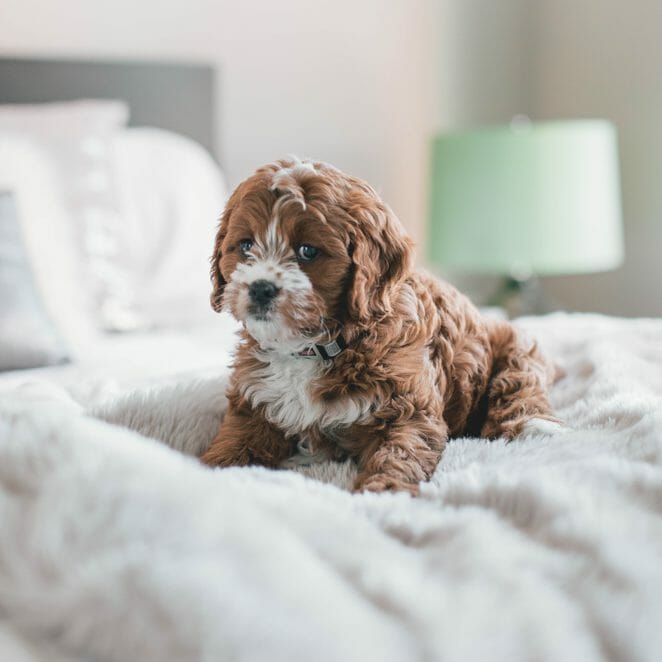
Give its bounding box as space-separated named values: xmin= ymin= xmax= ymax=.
xmin=239 ymin=239 xmax=254 ymax=256
xmin=297 ymin=244 xmax=320 ymax=262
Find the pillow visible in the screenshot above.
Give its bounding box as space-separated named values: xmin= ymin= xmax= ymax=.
xmin=0 ymin=100 xmax=137 ymax=331
xmin=0 ymin=134 xmax=100 ymax=355
xmin=110 ymin=128 xmax=227 ymax=328
xmin=0 ymin=190 xmax=69 ymax=371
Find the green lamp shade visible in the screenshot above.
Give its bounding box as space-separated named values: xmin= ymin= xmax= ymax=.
xmin=427 ymin=120 xmax=624 ymax=276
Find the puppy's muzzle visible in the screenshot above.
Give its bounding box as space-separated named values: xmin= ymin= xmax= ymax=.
xmin=249 ymin=279 xmax=280 ymax=309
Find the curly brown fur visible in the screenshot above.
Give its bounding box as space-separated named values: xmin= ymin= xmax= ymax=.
xmin=200 ymin=158 xmax=557 ymax=495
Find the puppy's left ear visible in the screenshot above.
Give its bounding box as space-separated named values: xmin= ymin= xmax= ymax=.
xmin=346 ymin=199 xmax=414 ymax=325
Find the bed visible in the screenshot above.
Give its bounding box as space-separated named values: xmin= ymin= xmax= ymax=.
xmin=1 ymin=58 xmax=662 ymax=662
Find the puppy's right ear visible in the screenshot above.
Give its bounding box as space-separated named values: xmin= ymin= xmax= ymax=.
xmin=210 ymin=196 xmax=236 ymax=312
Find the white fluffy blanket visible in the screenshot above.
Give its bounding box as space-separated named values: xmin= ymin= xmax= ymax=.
xmin=1 ymin=314 xmax=661 ymax=662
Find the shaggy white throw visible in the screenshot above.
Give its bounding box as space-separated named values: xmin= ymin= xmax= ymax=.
xmin=0 ymin=313 xmax=661 ymax=662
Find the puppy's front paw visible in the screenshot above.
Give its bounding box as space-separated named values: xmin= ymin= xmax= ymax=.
xmin=199 ymin=442 xmax=251 ymax=468
xmin=353 ymin=473 xmax=419 ymax=496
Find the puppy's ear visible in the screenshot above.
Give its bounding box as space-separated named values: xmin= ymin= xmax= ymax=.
xmin=346 ymin=199 xmax=414 ymax=325
xmin=210 ymin=194 xmax=238 ymax=312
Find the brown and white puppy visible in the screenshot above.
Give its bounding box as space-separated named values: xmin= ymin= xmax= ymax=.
xmin=200 ymin=158 xmax=558 ymax=494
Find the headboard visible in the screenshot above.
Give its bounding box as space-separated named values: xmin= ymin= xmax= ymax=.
xmin=0 ymin=56 xmax=218 ymax=159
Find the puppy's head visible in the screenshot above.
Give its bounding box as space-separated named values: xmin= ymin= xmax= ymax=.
xmin=211 ymin=158 xmax=413 ymax=352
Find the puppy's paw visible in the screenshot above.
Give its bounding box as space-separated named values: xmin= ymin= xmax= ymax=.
xmin=199 ymin=442 xmax=251 ymax=468
xmin=353 ymin=473 xmax=419 ymax=496
xmin=519 ymin=417 xmax=570 ymax=440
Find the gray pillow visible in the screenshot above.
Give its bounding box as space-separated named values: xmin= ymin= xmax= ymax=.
xmin=0 ymin=191 xmax=69 ymax=370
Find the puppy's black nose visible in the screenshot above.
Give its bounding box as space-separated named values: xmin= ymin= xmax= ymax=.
xmin=249 ymin=279 xmax=279 ymax=306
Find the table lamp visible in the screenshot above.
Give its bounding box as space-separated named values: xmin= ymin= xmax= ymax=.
xmin=427 ymin=119 xmax=624 ymax=314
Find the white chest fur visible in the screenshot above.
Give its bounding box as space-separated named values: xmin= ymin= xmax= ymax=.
xmin=240 ymin=353 xmax=371 ymax=437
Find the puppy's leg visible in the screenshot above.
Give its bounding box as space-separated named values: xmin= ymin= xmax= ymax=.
xmin=200 ymin=397 xmax=293 ymax=468
xmin=353 ymin=420 xmax=447 ymax=496
xmin=480 ymin=321 xmax=559 ymax=440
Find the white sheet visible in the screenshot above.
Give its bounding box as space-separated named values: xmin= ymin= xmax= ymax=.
xmin=0 ymin=313 xmax=661 ymax=661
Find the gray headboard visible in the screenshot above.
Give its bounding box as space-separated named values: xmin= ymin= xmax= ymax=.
xmin=0 ymin=56 xmax=218 ymax=158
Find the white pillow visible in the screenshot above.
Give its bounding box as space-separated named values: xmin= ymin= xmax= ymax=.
xmin=0 ymin=134 xmax=99 ymax=356
xmin=0 ymin=100 xmax=136 ymax=331
xmin=0 ymin=189 xmax=70 ymax=370
xmin=110 ymin=128 xmax=227 ymax=328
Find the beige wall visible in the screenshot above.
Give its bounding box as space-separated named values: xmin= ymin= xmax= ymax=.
xmin=0 ymin=0 xmax=438 ymax=246
xmin=532 ymin=0 xmax=662 ymax=316
xmin=437 ymin=0 xmax=535 ymax=128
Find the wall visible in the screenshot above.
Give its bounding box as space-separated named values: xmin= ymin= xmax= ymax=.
xmin=0 ymin=0 xmax=439 ymax=246
xmin=532 ymin=0 xmax=662 ymax=316
xmin=437 ymin=0 xmax=536 ymax=129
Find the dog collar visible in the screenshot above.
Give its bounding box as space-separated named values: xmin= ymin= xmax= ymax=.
xmin=296 ymin=334 xmax=347 ymax=360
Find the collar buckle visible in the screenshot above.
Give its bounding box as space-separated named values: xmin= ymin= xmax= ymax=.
xmin=298 ymin=334 xmax=347 ymax=360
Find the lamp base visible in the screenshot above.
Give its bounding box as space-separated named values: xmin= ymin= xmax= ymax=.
xmin=487 ymin=275 xmax=554 ymax=318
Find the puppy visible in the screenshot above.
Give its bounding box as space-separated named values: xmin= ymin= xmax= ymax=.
xmin=200 ymin=158 xmax=558 ymax=494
